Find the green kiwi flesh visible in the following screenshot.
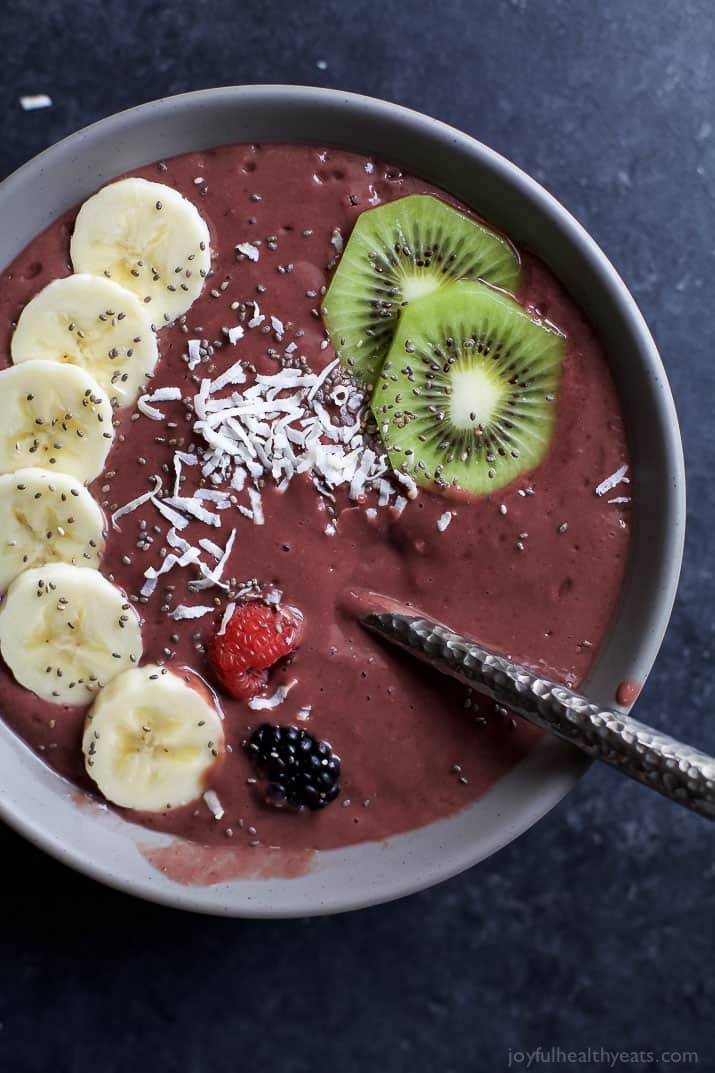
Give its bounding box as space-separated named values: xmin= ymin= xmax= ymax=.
xmin=322 ymin=194 xmax=520 ymax=387
xmin=371 ymin=280 xmax=565 ymax=495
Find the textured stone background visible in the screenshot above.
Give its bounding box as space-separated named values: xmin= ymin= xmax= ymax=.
xmin=0 ymin=1 xmax=712 ymax=1070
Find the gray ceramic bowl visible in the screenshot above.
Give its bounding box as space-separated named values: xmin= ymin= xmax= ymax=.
xmin=0 ymin=86 xmax=685 ymax=916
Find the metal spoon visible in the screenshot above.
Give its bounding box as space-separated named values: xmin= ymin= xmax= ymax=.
xmin=356 ymin=595 xmax=715 ymax=819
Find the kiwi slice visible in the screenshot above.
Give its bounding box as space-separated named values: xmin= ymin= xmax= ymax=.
xmin=323 ymin=194 xmax=520 ymax=387
xmin=371 ymin=279 xmax=565 ymax=495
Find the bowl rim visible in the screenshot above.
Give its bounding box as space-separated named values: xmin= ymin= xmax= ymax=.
xmin=0 ymin=85 xmax=686 ymax=916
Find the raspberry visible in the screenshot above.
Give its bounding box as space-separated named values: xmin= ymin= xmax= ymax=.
xmin=246 ymin=724 xmax=341 ymax=810
xmin=218 ymin=667 xmax=268 ymax=702
xmin=207 ymin=603 xmax=303 ymax=701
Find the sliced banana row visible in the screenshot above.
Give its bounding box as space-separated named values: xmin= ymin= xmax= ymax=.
xmin=0 ymin=467 xmax=106 ymax=591
xmin=0 ymin=178 xmax=219 ymax=815
xmin=82 ymin=664 xmax=225 ymax=812
xmin=0 ymin=563 xmax=142 ymax=705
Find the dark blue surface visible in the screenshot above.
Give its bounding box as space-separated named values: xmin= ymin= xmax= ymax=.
xmin=0 ymin=2 xmax=712 ymax=1070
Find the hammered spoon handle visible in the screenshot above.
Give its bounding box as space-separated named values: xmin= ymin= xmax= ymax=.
xmin=361 ymin=608 xmax=715 ymax=820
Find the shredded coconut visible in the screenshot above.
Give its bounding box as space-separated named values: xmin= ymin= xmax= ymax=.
xmin=111 ymin=476 xmax=162 ymax=529
xmin=171 ymin=604 xmax=215 ymax=620
xmin=211 ymin=360 xmax=246 ymax=391
xmin=595 ymin=464 xmax=630 ymax=496
xmin=247 ymin=679 xmax=298 ymax=711
xmin=150 ymin=496 xmax=190 ymax=530
xmin=187 ymin=339 xmax=202 ymax=369
xmin=236 ymin=242 xmax=260 ymax=262
xmin=247 ymin=487 xmax=264 ymax=525
xmin=203 ymin=790 xmax=224 ymax=820
xmin=437 ymin=511 xmax=453 ymax=532
xmin=137 ymin=386 xmax=182 ymax=419
xmin=217 ymin=601 xmax=236 ymax=636
xmin=136 ymin=308 xmax=421 ymax=604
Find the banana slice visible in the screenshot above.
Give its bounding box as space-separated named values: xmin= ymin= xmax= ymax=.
xmin=0 ymin=361 xmax=114 ymax=481
xmin=11 ymin=274 xmax=159 ymax=407
xmin=0 ymin=563 xmax=142 ymax=705
xmin=82 ymin=664 xmax=224 ymax=811
xmin=70 ymin=177 xmax=212 ymax=326
xmin=0 ymin=468 xmax=106 ymax=591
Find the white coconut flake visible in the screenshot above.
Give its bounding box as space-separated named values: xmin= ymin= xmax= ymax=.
xmin=595 ymin=464 xmax=630 ymax=496
xmin=137 ymin=386 xmax=182 ymax=420
xmin=147 ymin=387 xmax=182 ymax=403
xmin=247 ymin=486 xmax=264 ymax=525
xmin=330 ymin=228 xmax=344 ymax=253
xmin=437 ymin=511 xmax=453 ymax=532
xmin=297 ymin=705 xmax=312 ymax=721
xmin=608 ymin=496 xmax=632 ymax=504
xmin=270 ymin=315 xmax=284 ymax=338
xmin=307 ymin=357 xmax=339 ymax=403
xmin=151 ymin=496 xmax=190 ymax=530
xmin=137 ymin=399 xmax=165 ymax=421
xmin=172 ymin=450 xmax=198 ymax=496
xmin=217 ymin=601 xmax=236 ymax=636
xmin=171 ymin=604 xmax=215 ymax=620
xmin=199 ymin=537 xmax=224 ymax=560
xmin=164 ymin=496 xmax=221 ymax=526
xmin=194 ymin=488 xmax=231 ymax=505
xmin=227 ymin=325 xmax=245 ymax=346
xmin=140 ymin=546 xmax=200 ymax=596
xmin=194 ymin=378 xmax=212 ymax=420
xmin=203 ymin=790 xmax=224 ymax=820
xmin=212 ymin=360 xmax=247 ymax=391
xmin=20 ymin=94 xmax=52 ymax=110
xmin=395 ymin=471 xmax=419 ymax=499
xmin=236 ymin=242 xmax=260 ymax=262
xmin=377 ymin=479 xmax=392 ymax=507
xmin=111 ymin=476 xmax=162 ymax=529
xmin=165 ymin=528 xmax=190 ymax=552
xmin=393 ymin=495 xmax=408 ymax=516
xmin=187 ymin=339 xmax=202 ymax=369
xmin=247 ymin=679 xmax=298 ymax=711
xmin=230 ymin=468 xmax=246 ymax=492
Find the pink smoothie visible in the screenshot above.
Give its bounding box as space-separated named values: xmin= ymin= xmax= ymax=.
xmin=0 ymin=144 xmax=631 ymax=858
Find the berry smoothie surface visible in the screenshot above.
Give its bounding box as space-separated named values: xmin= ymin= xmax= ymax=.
xmin=0 ymin=145 xmax=630 ymax=856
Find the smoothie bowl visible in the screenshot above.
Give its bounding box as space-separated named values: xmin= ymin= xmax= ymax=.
xmin=0 ymin=86 xmax=684 ymax=916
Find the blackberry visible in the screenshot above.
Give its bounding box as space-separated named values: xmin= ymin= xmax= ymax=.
xmin=245 ymin=723 xmax=341 ymax=811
